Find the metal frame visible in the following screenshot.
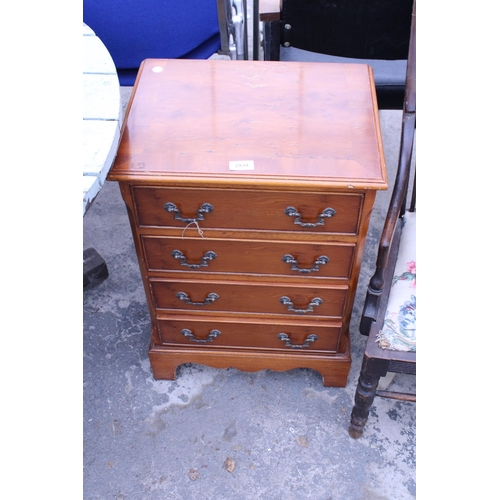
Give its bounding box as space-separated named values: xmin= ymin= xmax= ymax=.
xmin=216 ymin=0 xmax=249 ymax=59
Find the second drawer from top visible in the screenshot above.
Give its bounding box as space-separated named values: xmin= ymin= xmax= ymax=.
xmin=142 ymin=236 xmax=355 ymax=279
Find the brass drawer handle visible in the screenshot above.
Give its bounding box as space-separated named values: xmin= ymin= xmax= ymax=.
xmin=171 ymin=250 xmax=217 ymax=269
xmin=176 ymin=291 xmax=219 ymax=306
xmin=163 ymin=202 xmax=214 ymax=223
xmin=181 ymin=328 xmax=221 ymax=343
xmin=277 ymin=333 xmax=318 ymax=349
xmin=284 ymin=206 xmax=336 ymax=228
xmin=279 ymin=296 xmax=323 ymax=314
xmin=282 ymin=254 xmax=329 ymax=274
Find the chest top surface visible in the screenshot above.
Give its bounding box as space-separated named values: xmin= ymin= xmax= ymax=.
xmin=109 ymin=59 xmax=387 ymax=190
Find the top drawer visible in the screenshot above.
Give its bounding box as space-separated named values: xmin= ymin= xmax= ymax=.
xmin=131 ymin=187 xmax=363 ymax=234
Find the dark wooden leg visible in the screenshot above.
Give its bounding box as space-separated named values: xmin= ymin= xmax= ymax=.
xmin=262 ymin=20 xmax=281 ymax=61
xmin=349 ymin=372 xmax=380 ymax=438
xmin=348 ymin=356 xmax=388 ymax=438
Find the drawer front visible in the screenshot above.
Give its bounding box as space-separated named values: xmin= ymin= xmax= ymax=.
xmin=142 ymin=236 xmax=355 ymax=279
xmin=150 ymin=279 xmax=348 ymax=318
xmin=132 ymin=187 xmax=363 ymax=234
xmin=157 ymin=318 xmax=341 ymax=352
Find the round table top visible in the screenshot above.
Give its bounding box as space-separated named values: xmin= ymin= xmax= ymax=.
xmin=83 ymin=23 xmax=122 ymax=215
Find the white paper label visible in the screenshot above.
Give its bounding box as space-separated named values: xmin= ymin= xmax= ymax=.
xmin=229 ymin=160 xmax=254 ymax=171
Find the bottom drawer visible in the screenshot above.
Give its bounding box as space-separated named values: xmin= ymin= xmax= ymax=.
xmin=156 ymin=317 xmax=342 ymax=353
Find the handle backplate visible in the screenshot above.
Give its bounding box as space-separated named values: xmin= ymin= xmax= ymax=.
xmin=282 ymin=254 xmax=329 ymax=274
xmin=279 ymin=296 xmax=323 ymax=314
xmin=181 ymin=328 xmax=221 ymax=343
xmin=171 ymin=250 xmax=217 ymax=269
xmin=284 ymin=206 xmax=336 ymax=228
xmin=176 ymin=291 xmax=219 ymax=306
xmin=277 ymin=333 xmax=318 ymax=349
xmin=164 ymin=202 xmax=214 ymax=223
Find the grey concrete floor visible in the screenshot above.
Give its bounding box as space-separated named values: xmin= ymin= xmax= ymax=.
xmin=83 ymin=76 xmax=416 ymax=499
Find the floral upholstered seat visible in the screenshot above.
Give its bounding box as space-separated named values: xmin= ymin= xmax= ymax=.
xmin=376 ymin=212 xmax=416 ymax=352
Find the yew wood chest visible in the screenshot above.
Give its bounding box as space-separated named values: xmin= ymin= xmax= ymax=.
xmin=108 ymin=59 xmax=387 ymax=387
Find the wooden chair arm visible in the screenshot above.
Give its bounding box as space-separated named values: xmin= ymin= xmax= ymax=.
xmin=376 ymin=113 xmax=415 ymax=272
xmin=360 ymin=4 xmax=415 ymax=336
xmin=369 ymin=7 xmax=416 ymax=294
xmin=360 ymin=111 xmax=415 ymax=335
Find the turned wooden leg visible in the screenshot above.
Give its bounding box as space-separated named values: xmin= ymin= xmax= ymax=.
xmin=349 ymin=373 xmax=379 ymax=438
xmin=348 ymin=356 xmax=388 ymax=438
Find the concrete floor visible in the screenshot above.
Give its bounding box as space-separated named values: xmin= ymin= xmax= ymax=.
xmin=83 ymin=77 xmax=416 ymax=499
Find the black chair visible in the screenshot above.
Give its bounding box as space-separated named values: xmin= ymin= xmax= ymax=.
xmin=259 ymin=0 xmax=414 ymax=109
xmin=349 ymin=4 xmax=416 ymax=438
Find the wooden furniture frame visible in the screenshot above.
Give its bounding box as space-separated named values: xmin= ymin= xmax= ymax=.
xmin=108 ymin=58 xmax=388 ymax=388
xmin=349 ymin=5 xmax=416 ymax=438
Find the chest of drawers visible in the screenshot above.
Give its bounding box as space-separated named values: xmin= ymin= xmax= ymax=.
xmin=108 ymin=59 xmax=387 ymax=387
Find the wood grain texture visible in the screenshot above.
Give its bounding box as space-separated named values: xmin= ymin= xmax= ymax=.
xmin=132 ymin=186 xmax=363 ymax=234
xmin=109 ymin=59 xmax=387 ymax=387
xmin=142 ymin=235 xmax=355 ymax=278
xmin=109 ymin=60 xmax=387 ymax=190
xmin=148 ymin=341 xmax=352 ymax=388
xmin=150 ymin=278 xmax=348 ymax=317
xmin=157 ymin=316 xmax=342 ymax=352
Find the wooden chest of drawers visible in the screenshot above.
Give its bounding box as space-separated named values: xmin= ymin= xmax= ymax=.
xmin=108 ymin=59 xmax=387 ymax=387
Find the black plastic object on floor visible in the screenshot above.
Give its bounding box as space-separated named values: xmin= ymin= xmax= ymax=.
xmin=83 ymin=248 xmax=109 ymax=291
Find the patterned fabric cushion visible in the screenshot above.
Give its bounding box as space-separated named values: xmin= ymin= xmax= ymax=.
xmin=376 ymin=212 xmax=416 ymax=352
